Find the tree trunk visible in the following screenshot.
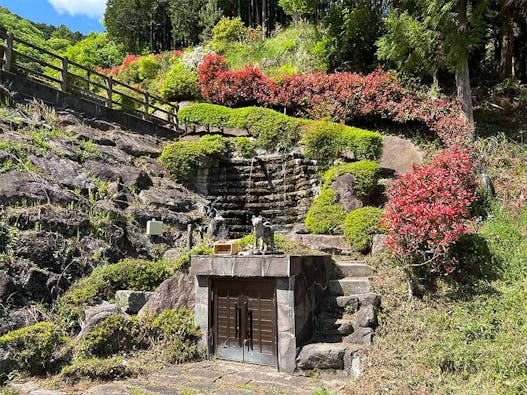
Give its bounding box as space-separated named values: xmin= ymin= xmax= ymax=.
xmin=262 ymin=0 xmax=268 ymax=38
xmin=500 ymin=1 xmax=514 ymax=79
xmin=456 ymin=58 xmax=474 ymax=124
xmin=514 ymin=19 xmax=527 ymax=83
xmin=456 ymin=0 xmax=474 ymax=124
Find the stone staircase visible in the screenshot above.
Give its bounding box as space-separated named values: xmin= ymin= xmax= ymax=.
xmin=295 ymin=256 xmax=380 ymax=375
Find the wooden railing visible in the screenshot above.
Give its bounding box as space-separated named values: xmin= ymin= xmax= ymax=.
xmin=0 ymin=31 xmax=178 ymax=129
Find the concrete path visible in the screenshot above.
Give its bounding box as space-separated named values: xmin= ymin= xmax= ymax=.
xmin=83 ymin=360 xmax=348 ymax=395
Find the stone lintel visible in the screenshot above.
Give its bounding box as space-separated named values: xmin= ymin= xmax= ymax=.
xmin=190 ymin=254 xmax=329 ymax=278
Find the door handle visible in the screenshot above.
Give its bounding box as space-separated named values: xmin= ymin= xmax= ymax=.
xmin=244 ymin=302 xmax=253 ymax=350
xmin=235 ymin=302 xmax=241 ymax=342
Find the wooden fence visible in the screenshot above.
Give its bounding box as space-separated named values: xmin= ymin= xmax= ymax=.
xmin=0 ymin=31 xmax=178 ymax=129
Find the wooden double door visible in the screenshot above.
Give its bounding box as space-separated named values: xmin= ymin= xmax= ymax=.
xmin=211 ymin=278 xmax=277 ymax=366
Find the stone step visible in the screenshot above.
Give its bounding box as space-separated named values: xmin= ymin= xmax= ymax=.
xmin=328 ymin=278 xmax=371 ymax=296
xmin=334 ymin=262 xmax=373 ymax=278
xmin=296 ymin=343 xmax=360 ymax=374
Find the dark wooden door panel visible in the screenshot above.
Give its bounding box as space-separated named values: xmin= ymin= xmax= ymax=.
xmin=212 ymin=278 xmax=277 ymax=367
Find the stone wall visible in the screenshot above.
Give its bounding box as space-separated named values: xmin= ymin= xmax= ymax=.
xmin=190 ymin=153 xmax=319 ymax=238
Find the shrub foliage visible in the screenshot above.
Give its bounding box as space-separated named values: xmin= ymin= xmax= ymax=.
xmin=160 ymin=134 xmax=230 ymax=181
xmin=382 ymin=147 xmax=477 ymax=296
xmin=305 ymin=189 xmax=347 ymax=234
xmin=344 ymin=206 xmax=384 ymax=252
xmin=322 ymin=160 xmax=380 ymax=198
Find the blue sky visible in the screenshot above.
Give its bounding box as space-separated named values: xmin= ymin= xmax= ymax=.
xmin=0 ymin=0 xmax=106 ymax=34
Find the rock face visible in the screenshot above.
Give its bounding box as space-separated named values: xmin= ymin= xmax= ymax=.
xmin=329 ymin=173 xmax=363 ymax=211
xmin=380 ymin=135 xmax=424 ymax=174
xmin=0 ymin=306 xmax=44 ymax=336
xmin=0 ymin=105 xmax=207 ymax=320
xmin=115 ymin=290 xmax=153 ymax=314
xmin=138 ymin=271 xmax=194 ymax=317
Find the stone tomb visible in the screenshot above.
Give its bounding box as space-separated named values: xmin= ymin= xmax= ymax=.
xmin=191 ymin=254 xmax=332 ymax=373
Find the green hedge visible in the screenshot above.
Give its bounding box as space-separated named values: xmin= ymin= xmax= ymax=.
xmin=322 ymin=160 xmax=380 ymax=199
xmin=300 ymin=120 xmax=383 ymax=164
xmin=305 ymin=189 xmax=347 ymax=235
xmin=0 ymin=322 xmax=70 ymax=383
xmin=344 ymin=206 xmax=384 ymax=252
xmin=179 ymin=104 xmax=302 ymax=152
xmin=160 ymin=134 xmax=230 ymax=181
xmin=178 ymin=103 xmax=382 ymax=158
xmin=178 ymin=103 xmax=233 ymax=127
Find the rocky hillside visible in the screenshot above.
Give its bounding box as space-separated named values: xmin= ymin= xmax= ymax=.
xmin=0 ymin=96 xmax=206 ymax=334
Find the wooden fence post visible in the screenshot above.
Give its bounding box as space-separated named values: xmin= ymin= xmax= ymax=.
xmin=143 ymin=92 xmax=149 ymax=118
xmin=3 ymin=32 xmax=13 ymax=72
xmin=106 ymin=76 xmax=113 ymax=108
xmin=60 ymin=57 xmax=68 ymax=92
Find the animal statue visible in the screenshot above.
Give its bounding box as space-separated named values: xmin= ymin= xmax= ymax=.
xmin=252 ymin=215 xmax=275 ymax=251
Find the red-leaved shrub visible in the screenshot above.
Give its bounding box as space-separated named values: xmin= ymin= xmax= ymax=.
xmin=382 ymin=147 xmax=477 ymax=278
xmin=198 ymin=54 xmax=271 ymax=106
xmin=196 ymin=60 xmax=474 ymax=147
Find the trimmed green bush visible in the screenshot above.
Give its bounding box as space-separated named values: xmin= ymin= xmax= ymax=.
xmin=179 ymin=103 xmax=233 ymax=127
xmin=57 ymin=247 xmax=211 ymax=331
xmin=178 ymin=103 xmax=380 ymax=156
xmin=305 ymin=189 xmax=347 ymax=234
xmin=344 ymin=206 xmax=384 ymax=252
xmin=0 ymin=322 xmax=70 ymax=382
xmin=57 ymin=259 xmax=174 ymax=330
xmin=143 ymin=308 xmax=201 ymax=363
xmin=300 ymin=121 xmax=383 ymax=164
xmin=158 ymin=60 xmax=200 ymax=101
xmin=160 ymin=134 xmax=230 ymax=181
xmin=322 ymin=160 xmax=380 ymax=198
xmin=245 ymin=107 xmax=302 ymax=151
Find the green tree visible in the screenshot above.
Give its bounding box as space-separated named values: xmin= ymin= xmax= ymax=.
xmin=278 ymin=0 xmax=316 ymax=19
xmin=199 ymin=0 xmax=224 ymax=41
xmin=321 ymin=0 xmax=384 ymax=73
xmin=169 ymin=0 xmax=205 ymax=46
xmin=377 ymin=0 xmax=490 ymax=123
xmin=105 ymin=0 xmax=155 ymax=53
xmin=65 ymin=33 xmax=126 ymax=69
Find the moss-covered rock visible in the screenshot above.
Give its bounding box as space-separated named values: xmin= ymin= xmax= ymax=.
xmin=344 ymin=206 xmax=384 ymax=252
xmin=160 ymin=134 xmax=230 ymax=181
xmin=0 ymin=322 xmax=70 ymax=383
xmin=322 ymin=160 xmax=380 ymax=199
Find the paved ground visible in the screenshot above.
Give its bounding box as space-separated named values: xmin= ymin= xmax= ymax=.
xmin=83 ymin=360 xmax=348 ymax=395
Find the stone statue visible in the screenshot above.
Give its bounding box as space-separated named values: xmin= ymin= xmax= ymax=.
xmin=252 ymin=215 xmax=275 ymax=251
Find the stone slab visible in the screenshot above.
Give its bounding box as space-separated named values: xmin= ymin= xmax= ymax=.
xmin=190 ymin=254 xmax=330 ymax=278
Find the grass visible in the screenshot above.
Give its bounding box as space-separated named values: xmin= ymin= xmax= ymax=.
xmin=223 ymin=22 xmax=326 ymax=76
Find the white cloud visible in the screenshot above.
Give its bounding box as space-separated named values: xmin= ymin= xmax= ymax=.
xmin=48 ymin=0 xmax=107 ymax=19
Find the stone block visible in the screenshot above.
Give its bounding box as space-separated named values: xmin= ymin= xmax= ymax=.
xmin=355 ymin=305 xmax=377 ymax=328
xmin=115 ymin=290 xmax=153 ymax=314
xmin=344 ymin=327 xmax=374 ymax=345
xmin=296 ymin=343 xmax=351 ymax=370
xmin=278 ymin=332 xmax=296 ymax=373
